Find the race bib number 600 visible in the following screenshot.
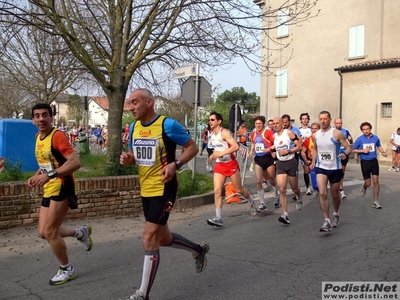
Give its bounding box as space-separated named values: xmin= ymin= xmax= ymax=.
xmin=133 ymin=138 xmax=157 ymax=166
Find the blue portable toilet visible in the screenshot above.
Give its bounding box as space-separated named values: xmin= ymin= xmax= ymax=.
xmin=0 ymin=119 xmax=38 ymax=172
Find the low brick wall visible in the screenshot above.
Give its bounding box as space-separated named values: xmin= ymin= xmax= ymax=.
xmin=0 ymin=176 xmax=141 ymax=230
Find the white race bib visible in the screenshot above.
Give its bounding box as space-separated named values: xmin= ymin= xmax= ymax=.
xmin=133 ymin=138 xmax=157 ymax=167
xmin=39 ymin=163 xmax=53 ymax=174
xmin=318 ymin=150 xmax=334 ymax=161
xmin=363 ymin=143 xmax=375 ymax=152
xmin=255 ymin=143 xmax=265 ymax=153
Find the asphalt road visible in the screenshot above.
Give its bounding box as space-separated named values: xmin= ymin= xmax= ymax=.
xmin=1 ymin=155 xmax=399 ymax=300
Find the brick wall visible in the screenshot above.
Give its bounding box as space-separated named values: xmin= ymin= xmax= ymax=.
xmin=0 ymin=176 xmax=141 ymax=230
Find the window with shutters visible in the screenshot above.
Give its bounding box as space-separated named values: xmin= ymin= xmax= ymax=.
xmin=275 ymin=69 xmax=288 ymax=97
xmin=349 ymin=25 xmax=365 ymax=59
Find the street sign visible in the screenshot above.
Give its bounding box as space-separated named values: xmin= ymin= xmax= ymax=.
xmin=182 ymin=76 xmax=212 ymax=106
xmin=174 ymin=64 xmax=199 ymax=78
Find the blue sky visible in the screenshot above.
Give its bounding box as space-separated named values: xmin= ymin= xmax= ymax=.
xmin=205 ymin=58 xmax=261 ymax=96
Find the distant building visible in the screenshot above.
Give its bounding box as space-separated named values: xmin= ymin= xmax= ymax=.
xmin=51 ymin=93 xmax=169 ymax=127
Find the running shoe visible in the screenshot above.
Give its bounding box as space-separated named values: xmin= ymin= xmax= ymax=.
xmin=258 ymin=203 xmax=267 ymax=211
xmin=305 ymin=188 xmax=312 ymax=195
xmin=278 ymin=213 xmax=290 ymax=224
xmin=49 ymin=265 xmax=77 ymax=285
xmin=332 ymin=214 xmax=340 ymax=228
xmin=397 ymin=168 xmax=399 ymax=172
xmin=339 ymin=190 xmax=347 ymax=199
xmin=249 ymin=162 xmax=255 ymax=172
xmin=373 ymin=201 xmax=382 ymax=209
xmin=250 ymin=203 xmax=258 ymax=216
xmin=296 ymin=199 xmax=303 ymax=210
xmin=125 ymin=290 xmax=148 ymax=300
xmin=360 ymin=184 xmax=366 ymax=197
xmin=193 ymin=241 xmax=210 ymax=273
xmin=78 ymin=224 xmax=93 ymax=251
xmin=274 ymin=197 xmax=280 ymax=208
xmin=207 ymin=216 xmax=224 ymax=228
xmin=319 ymin=220 xmax=333 ymax=232
xmin=262 ymin=181 xmax=268 ymax=190
xmin=388 ymin=167 xmax=396 ymax=171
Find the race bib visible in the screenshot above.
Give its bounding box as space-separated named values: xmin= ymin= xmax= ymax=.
xmin=255 ymin=143 xmax=265 ymax=153
xmin=39 ymin=162 xmax=53 ymax=174
xmin=363 ymin=143 xmax=375 ymax=152
xmin=319 ymin=150 xmax=334 ymax=161
xmin=133 ymin=138 xmax=157 ymax=166
xmin=218 ymin=154 xmax=231 ymax=162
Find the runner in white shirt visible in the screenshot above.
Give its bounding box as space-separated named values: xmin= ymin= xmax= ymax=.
xmin=310 ymin=111 xmax=352 ymax=232
xmin=389 ymin=127 xmax=400 ymax=171
xmin=299 ymin=113 xmax=313 ymax=196
xmin=272 ymin=117 xmax=302 ymax=225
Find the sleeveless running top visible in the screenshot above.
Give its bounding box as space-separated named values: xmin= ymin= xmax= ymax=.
xmin=274 ymin=129 xmax=295 ymax=161
xmin=210 ymin=128 xmax=235 ymax=163
xmin=315 ymin=127 xmax=342 ymax=170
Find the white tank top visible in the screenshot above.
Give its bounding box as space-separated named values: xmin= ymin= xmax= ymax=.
xmin=299 ymin=126 xmax=312 ymax=140
xmin=315 ymin=127 xmax=342 ymax=170
xmin=210 ymin=128 xmax=234 ymax=163
xmin=274 ymin=129 xmax=295 ymax=161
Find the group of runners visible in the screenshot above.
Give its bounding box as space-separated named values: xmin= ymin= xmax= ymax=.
xmin=29 ymin=96 xmax=389 ymax=300
xmin=205 ymin=110 xmax=386 ymax=232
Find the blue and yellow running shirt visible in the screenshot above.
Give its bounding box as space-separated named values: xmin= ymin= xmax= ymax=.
xmin=129 ymin=115 xmax=191 ymax=197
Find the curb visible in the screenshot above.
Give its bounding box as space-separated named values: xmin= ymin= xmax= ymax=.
xmin=177 ymin=191 xmax=215 ymax=210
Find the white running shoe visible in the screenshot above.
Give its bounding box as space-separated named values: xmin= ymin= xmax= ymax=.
xmin=207 ymin=216 xmax=224 ymax=227
xmin=319 ymin=220 xmax=333 ymax=232
xmin=360 ymin=184 xmax=366 ymax=197
xmin=332 ymin=214 xmax=340 ymax=228
xmin=78 ymin=224 xmax=93 ymax=251
xmin=373 ymin=201 xmax=382 ymax=209
xmin=250 ymin=203 xmax=258 ymax=216
xmin=249 ymin=162 xmax=255 ymax=172
xmin=49 ymin=266 xmax=77 ymax=285
xmin=125 ymin=290 xmax=146 ymax=300
xmin=278 ymin=213 xmax=290 ymax=224
xmin=258 ymin=203 xmax=267 ymax=211
xmin=339 ymin=191 xmax=346 ymax=199
xmin=296 ymin=199 xmax=303 ymax=210
xmin=262 ymin=181 xmax=268 ymax=190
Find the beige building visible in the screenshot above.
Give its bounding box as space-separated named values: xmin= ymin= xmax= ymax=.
xmin=257 ymin=0 xmax=400 ymax=162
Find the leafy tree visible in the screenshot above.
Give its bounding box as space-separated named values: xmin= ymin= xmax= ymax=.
xmin=0 ymin=0 xmax=319 ymax=173
xmin=201 ymin=87 xmax=260 ymax=131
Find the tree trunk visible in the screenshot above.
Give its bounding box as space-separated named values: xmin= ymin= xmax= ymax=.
xmin=103 ymin=81 xmax=128 ymax=175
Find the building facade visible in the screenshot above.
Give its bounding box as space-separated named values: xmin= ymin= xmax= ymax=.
xmin=257 ymin=0 xmax=400 ymax=161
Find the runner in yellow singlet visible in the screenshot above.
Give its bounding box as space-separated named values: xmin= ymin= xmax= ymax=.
xmin=27 ymin=103 xmax=92 ymax=286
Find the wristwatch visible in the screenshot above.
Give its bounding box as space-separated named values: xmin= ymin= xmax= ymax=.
xmin=175 ymin=160 xmax=182 ymax=169
xmin=47 ymin=170 xmax=57 ymax=179
xmin=287 ymin=149 xmax=292 ymax=154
